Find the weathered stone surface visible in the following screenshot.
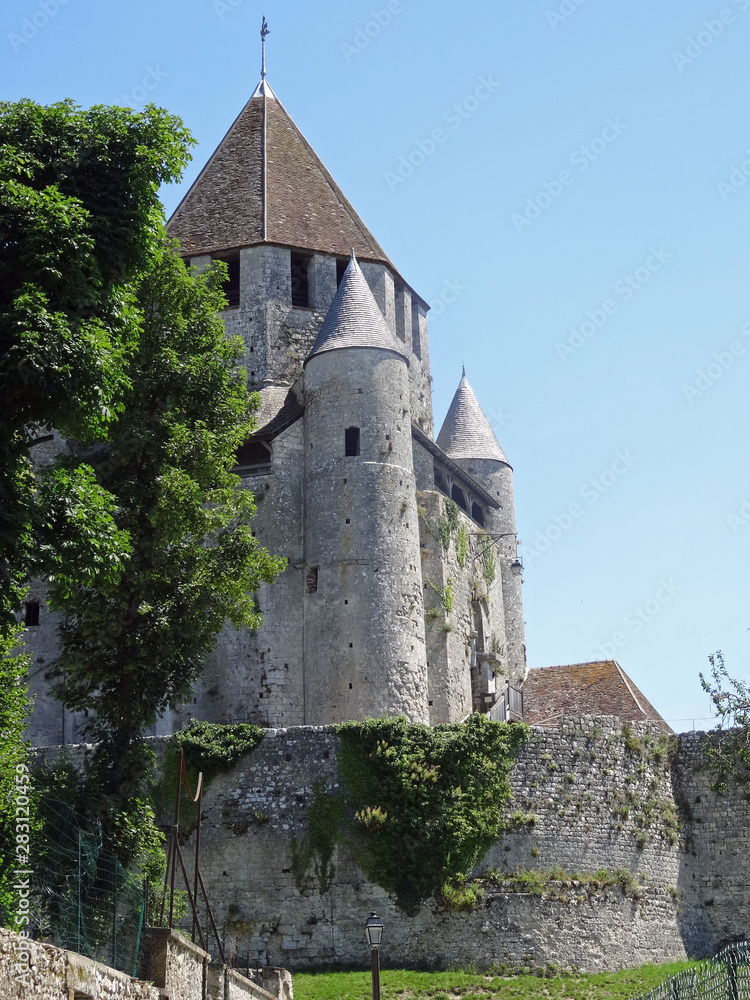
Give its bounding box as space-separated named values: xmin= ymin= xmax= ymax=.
xmin=0 ymin=926 xmax=159 ymax=999
xmin=152 ymin=718 xmax=750 ymax=972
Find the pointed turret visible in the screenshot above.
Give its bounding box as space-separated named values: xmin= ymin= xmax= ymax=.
xmin=306 ymin=253 xmax=407 ymax=364
xmin=301 ymin=258 xmax=427 ymax=726
xmin=437 ymin=370 xmax=509 ymax=465
xmin=167 ymin=84 xmax=392 ymax=264
xmin=437 ymin=370 xmax=527 ymax=687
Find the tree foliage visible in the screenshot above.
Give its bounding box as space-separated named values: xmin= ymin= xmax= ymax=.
xmin=45 ymin=240 xmax=285 ymax=846
xmin=699 ymin=651 xmax=750 ymax=793
xmin=0 ymin=98 xmax=193 ymax=628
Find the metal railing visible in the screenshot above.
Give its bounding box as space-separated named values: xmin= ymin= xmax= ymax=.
xmin=631 ymin=942 xmax=750 ymax=1000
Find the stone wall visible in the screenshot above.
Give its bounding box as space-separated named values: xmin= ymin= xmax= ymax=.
xmin=0 ymin=925 xmax=288 ymax=1000
xmin=173 ymin=417 xmax=307 ymax=731
xmin=0 ymin=926 xmax=159 ymax=999
xmin=156 ymin=717 xmax=750 ymax=972
xmin=418 ymin=489 xmax=507 ymax=724
xmin=28 ymin=722 xmax=750 ymax=974
xmin=672 ymin=732 xmax=750 ymax=958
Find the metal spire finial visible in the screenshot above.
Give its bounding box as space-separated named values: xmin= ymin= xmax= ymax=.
xmin=261 ymin=16 xmax=270 ymax=79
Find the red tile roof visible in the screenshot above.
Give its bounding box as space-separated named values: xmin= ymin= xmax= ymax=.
xmin=523 ymin=661 xmax=671 ymax=733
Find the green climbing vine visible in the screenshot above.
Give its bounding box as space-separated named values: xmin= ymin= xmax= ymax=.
xmin=482 ymin=543 xmax=496 ymax=586
xmin=307 ymin=714 xmax=530 ymax=915
xmin=427 ymin=579 xmax=454 ymax=614
xmin=456 ymin=523 xmax=468 ymax=568
xmin=290 ymin=780 xmax=345 ymax=895
xmin=438 ymin=498 xmax=461 ymax=552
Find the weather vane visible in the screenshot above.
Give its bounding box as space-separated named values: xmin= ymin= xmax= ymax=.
xmin=261 ymin=16 xmax=270 ymax=80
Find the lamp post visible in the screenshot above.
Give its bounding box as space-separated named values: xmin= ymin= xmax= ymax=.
xmin=364 ymin=912 xmax=384 ymax=1000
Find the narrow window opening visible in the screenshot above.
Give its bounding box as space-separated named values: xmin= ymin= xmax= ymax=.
xmin=345 ymin=518 xmax=351 ymax=524
xmin=306 ymin=567 xmax=319 ymax=594
xmin=411 ymin=303 xmax=422 ymax=358
xmin=291 ymin=252 xmax=312 ymax=307
xmin=345 ymin=427 xmax=360 ymax=457
xmin=434 ymin=469 xmax=449 ymax=496
xmin=471 ymin=502 xmax=485 ymax=527
xmin=336 ymin=258 xmax=348 ymax=286
xmin=235 ymin=439 xmax=272 ymax=472
xmin=349 ymin=683 xmax=353 ymax=689
xmin=24 ymin=602 xmax=40 ymax=627
xmin=215 ymin=256 xmax=240 ymax=308
xmin=395 ymin=283 xmax=406 ymax=341
xmin=451 ymin=485 xmax=468 ymax=512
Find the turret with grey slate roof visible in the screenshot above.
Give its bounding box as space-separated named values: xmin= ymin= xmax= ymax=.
xmin=306 ymin=253 xmax=408 ymax=365
xmin=437 ymin=370 xmax=528 ymax=686
xmin=437 ymin=370 xmax=509 ymax=465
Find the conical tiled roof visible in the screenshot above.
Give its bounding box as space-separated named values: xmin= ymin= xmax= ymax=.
xmin=305 ymin=253 xmax=407 ymax=365
xmin=436 ymin=372 xmax=509 ymax=464
xmin=167 ymin=82 xmax=392 ymax=264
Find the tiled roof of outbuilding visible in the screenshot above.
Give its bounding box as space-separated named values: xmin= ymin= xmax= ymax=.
xmin=306 ymin=253 xmax=408 ymax=365
xmin=436 ymin=371 xmax=510 ymax=465
xmin=523 ymin=661 xmax=672 ymax=733
xmin=167 ymin=81 xmax=393 ymax=266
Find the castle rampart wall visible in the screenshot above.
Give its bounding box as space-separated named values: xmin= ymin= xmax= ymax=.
xmin=127 ymin=717 xmax=748 ymax=971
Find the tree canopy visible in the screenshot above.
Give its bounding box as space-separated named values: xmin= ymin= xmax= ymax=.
xmin=0 ymin=98 xmax=194 ymax=626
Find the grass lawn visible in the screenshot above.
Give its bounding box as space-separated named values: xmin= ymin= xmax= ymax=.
xmin=292 ymin=961 xmax=696 ymax=1000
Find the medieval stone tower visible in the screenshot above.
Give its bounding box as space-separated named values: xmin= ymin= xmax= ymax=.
xmin=24 ymin=76 xmax=527 ymax=745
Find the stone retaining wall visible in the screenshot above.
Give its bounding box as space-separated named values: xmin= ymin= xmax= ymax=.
xmin=167 ymin=716 xmax=749 ymax=971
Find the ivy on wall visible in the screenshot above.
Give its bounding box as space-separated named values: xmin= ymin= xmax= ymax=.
xmin=293 ymin=715 xmax=529 ymax=915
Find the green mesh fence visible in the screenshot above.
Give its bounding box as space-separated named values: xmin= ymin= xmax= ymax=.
xmin=29 ymin=795 xmax=147 ymax=976
xmin=633 ymin=943 xmax=750 ymax=1000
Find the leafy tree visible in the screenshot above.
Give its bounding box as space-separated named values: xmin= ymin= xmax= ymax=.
xmin=699 ymin=651 xmax=750 ymax=792
xmin=45 ymin=239 xmax=285 ymax=855
xmin=0 ymin=98 xmax=193 ymax=629
xmin=0 ymin=97 xmax=192 ymax=917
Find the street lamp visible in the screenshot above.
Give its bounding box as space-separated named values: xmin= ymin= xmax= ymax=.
xmin=364 ymin=912 xmax=384 ymax=1000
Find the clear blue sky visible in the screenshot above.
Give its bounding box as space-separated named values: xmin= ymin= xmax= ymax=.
xmin=3 ymin=0 xmax=749 ymax=730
